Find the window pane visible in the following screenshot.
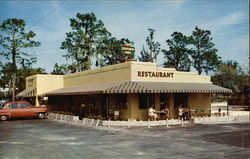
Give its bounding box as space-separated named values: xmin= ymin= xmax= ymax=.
xmin=10 ymin=104 xmax=18 ymax=108
xmin=20 ymin=103 xmax=28 ymax=108
xmin=115 ymin=94 xmax=127 ymax=109
xmin=160 ymin=94 xmax=167 ymax=109
xmin=174 ymin=93 xmax=188 ymax=108
xmin=139 ymin=94 xmax=155 ymax=109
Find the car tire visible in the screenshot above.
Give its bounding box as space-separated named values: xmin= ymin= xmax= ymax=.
xmin=37 ymin=113 xmax=45 ymax=119
xmin=0 ymin=115 xmax=8 ymax=121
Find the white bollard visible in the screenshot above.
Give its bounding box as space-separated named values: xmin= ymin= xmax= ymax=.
xmin=127 ymin=119 xmax=130 ymax=128
xmin=147 ymin=119 xmax=151 ymax=128
xmin=82 ymin=118 xmax=86 ymax=125
xmin=108 ymin=119 xmax=111 ymax=127
xmin=96 ymin=119 xmax=99 ymax=127
xmin=90 ymin=119 xmax=94 ymax=126
xmin=181 ymin=118 xmax=184 ymax=126
xmin=55 ymin=114 xmax=58 ymax=120
xmin=166 ymin=118 xmax=169 ymax=127
xmin=203 ymin=117 xmax=205 ymax=124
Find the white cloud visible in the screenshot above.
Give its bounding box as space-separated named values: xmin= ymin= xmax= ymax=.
xmin=202 ymin=11 xmax=246 ymax=32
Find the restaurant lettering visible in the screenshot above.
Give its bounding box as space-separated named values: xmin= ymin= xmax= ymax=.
xmin=138 ymin=71 xmax=174 ymax=78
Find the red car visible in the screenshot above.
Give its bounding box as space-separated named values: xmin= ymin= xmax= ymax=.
xmin=0 ymin=101 xmax=48 ymax=121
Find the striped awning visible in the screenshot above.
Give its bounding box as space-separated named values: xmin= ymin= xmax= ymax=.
xmin=45 ymin=81 xmax=231 ymax=96
xmin=104 ymin=81 xmax=232 ymax=93
xmin=16 ymin=87 xmax=36 ymax=97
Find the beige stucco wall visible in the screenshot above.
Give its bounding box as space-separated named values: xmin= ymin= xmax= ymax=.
xmin=64 ymin=62 xmax=132 ymax=87
xmin=63 ymin=61 xmax=211 ymax=88
xmin=127 ymin=94 xmax=147 ymax=120
xmin=36 ymin=75 xmax=64 ymax=96
xmin=26 ymin=75 xmax=37 ymax=88
xmin=189 ymin=93 xmax=211 ymax=111
xmin=131 ymin=62 xmax=211 ymax=83
xmin=25 ymin=74 xmax=64 ymax=106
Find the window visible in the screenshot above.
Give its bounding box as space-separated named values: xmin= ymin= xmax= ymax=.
xmin=115 ymin=94 xmax=127 ymax=109
xmin=10 ymin=103 xmax=18 ymax=108
xmin=20 ymin=103 xmax=30 ymax=108
xmin=139 ymin=94 xmax=155 ymax=109
xmin=174 ymin=93 xmax=188 ymax=108
xmin=160 ymin=94 xmax=167 ymax=109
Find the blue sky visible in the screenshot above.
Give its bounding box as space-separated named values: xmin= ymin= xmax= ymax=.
xmin=0 ymin=0 xmax=249 ymax=73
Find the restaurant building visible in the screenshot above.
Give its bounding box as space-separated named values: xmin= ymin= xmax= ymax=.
xmin=17 ymin=61 xmax=231 ymax=120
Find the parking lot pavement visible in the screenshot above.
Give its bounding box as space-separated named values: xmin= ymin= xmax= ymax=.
xmin=0 ymin=119 xmax=249 ymax=159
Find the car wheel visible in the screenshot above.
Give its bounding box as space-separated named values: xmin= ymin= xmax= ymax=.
xmin=37 ymin=113 xmax=45 ymax=119
xmin=0 ymin=115 xmax=8 ymax=121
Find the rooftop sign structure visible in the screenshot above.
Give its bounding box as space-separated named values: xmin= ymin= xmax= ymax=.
xmin=121 ymin=44 xmax=135 ymax=55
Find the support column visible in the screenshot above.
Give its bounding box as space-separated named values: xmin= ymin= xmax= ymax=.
xmin=155 ymin=93 xmax=160 ymax=111
xmin=168 ymin=94 xmax=174 ymax=118
xmin=35 ymin=96 xmax=39 ymax=106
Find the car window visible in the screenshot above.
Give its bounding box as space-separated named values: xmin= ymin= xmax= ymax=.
xmin=10 ymin=103 xmax=18 ymax=108
xmin=20 ymin=103 xmax=30 ymax=108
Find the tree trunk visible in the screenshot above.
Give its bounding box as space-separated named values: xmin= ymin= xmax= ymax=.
xmin=12 ymin=73 xmax=16 ymax=101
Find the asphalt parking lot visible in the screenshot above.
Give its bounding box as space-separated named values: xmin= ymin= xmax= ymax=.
xmin=0 ymin=119 xmax=249 ymax=159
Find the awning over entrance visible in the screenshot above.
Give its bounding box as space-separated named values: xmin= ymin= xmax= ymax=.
xmin=45 ymin=81 xmax=231 ymax=96
xmin=104 ymin=81 xmax=232 ymax=93
xmin=16 ymin=87 xmax=36 ymax=97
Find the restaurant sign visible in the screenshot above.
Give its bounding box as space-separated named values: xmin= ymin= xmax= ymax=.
xmin=138 ymin=71 xmax=174 ymax=78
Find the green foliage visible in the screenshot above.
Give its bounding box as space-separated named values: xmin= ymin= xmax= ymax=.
xmin=162 ymin=32 xmax=191 ymax=71
xmin=189 ymin=26 xmax=221 ymax=75
xmin=0 ymin=18 xmax=40 ymax=68
xmin=138 ymin=28 xmax=160 ymax=62
xmin=0 ymin=18 xmax=40 ymax=100
xmin=97 ymin=37 xmax=134 ymax=66
xmin=61 ymin=13 xmax=111 ymax=72
xmin=16 ymin=67 xmax=46 ymax=92
xmin=212 ymin=60 xmax=247 ymax=92
xmin=0 ymin=62 xmax=46 ymax=99
xmin=51 ymin=63 xmax=67 ymax=75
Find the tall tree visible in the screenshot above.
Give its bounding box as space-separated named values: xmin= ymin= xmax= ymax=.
xmin=138 ymin=28 xmax=160 ymax=62
xmin=51 ymin=63 xmax=67 ymax=75
xmin=0 ymin=63 xmax=46 ymax=99
xmin=212 ymin=60 xmax=246 ymax=92
xmin=162 ymin=32 xmax=191 ymax=71
xmin=61 ymin=13 xmax=111 ymax=72
xmin=0 ymin=18 xmax=40 ymax=101
xmin=97 ymin=37 xmax=134 ymax=66
xmin=189 ymin=26 xmax=220 ymax=74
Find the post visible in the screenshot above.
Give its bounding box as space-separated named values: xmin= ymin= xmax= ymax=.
xmin=106 ymin=95 xmax=109 ymax=119
xmin=166 ymin=118 xmax=169 ymax=127
xmin=127 ymin=119 xmax=130 ymax=128
xmin=90 ymin=119 xmax=94 ymax=126
xmin=108 ymin=119 xmax=111 ymax=127
xmin=96 ymin=119 xmax=100 ymax=127
xmin=181 ymin=118 xmax=184 ymax=126
xmin=226 ymin=96 xmax=229 ymax=116
xmin=147 ymin=119 xmax=151 ymax=128
xmin=82 ymin=118 xmax=86 ymax=125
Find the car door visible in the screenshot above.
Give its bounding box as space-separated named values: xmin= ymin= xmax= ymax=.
xmin=8 ymin=103 xmax=20 ymax=118
xmin=20 ymin=103 xmax=35 ymax=117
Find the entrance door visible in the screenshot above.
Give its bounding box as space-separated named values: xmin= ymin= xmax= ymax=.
xmin=174 ymin=93 xmax=189 ymax=117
